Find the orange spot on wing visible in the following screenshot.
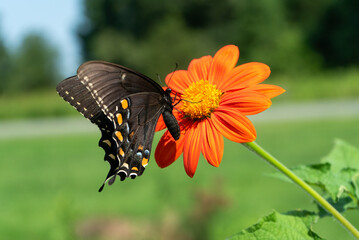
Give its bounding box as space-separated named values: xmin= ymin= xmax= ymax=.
xmin=138 ymin=145 xmax=144 ymax=151
xmin=115 ymin=131 xmax=123 ymax=142
xmin=129 ymin=131 xmax=134 ymax=140
xmin=119 ymin=148 xmax=125 ymax=157
xmin=116 ymin=113 xmax=123 ymax=125
xmin=142 ymin=157 xmax=148 ymax=167
xmin=131 ymin=167 xmax=138 ymax=171
xmin=121 ymin=99 xmax=128 ymax=109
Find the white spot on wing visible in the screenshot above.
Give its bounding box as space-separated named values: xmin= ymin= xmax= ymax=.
xmin=124 ymin=122 xmax=129 ymax=133
xmin=118 ymin=170 xmax=128 ymax=176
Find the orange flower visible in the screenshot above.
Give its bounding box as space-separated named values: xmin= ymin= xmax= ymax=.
xmin=155 ymin=45 xmax=285 ymax=177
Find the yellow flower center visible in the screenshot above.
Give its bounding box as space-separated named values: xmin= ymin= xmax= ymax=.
xmin=181 ymin=80 xmax=222 ymax=120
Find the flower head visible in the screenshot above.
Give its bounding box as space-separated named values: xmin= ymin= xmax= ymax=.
xmin=155 ymin=45 xmax=285 ymax=177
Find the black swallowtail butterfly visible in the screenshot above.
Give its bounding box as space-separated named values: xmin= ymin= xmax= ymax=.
xmin=56 ymin=61 xmax=180 ymax=191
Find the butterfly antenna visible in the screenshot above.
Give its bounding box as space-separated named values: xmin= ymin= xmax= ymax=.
xmin=167 ymin=63 xmax=178 ymax=87
xmin=156 ymin=73 xmax=165 ymax=86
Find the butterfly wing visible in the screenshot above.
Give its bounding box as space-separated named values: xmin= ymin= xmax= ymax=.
xmin=102 ymin=92 xmax=165 ymax=189
xmin=56 ymin=76 xmax=109 ymax=124
xmin=57 ymin=61 xmax=171 ymax=191
xmin=56 ymin=76 xmax=119 ymax=184
xmin=77 ymin=60 xmax=165 ymax=120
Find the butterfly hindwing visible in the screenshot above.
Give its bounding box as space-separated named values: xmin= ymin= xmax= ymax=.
xmin=101 ymin=92 xmax=165 ymax=188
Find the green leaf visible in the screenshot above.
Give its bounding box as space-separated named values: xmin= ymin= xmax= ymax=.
xmin=284 ymin=210 xmax=319 ymax=228
xmin=322 ymin=139 xmax=359 ymax=170
xmin=291 ymin=163 xmax=357 ymax=200
xmin=354 ymin=174 xmax=359 ymax=200
xmin=227 ymin=211 xmax=324 ymax=240
xmin=273 ymin=139 xmax=359 ymax=211
xmin=317 ymin=196 xmax=357 ymax=217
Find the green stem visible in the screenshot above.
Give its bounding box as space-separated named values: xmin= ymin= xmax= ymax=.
xmin=242 ymin=141 xmax=359 ymax=239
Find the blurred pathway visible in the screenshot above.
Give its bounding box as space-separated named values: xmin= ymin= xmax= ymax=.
xmin=249 ymin=98 xmax=359 ymax=122
xmin=0 ymin=117 xmax=97 ymax=140
xmin=0 ymin=98 xmax=359 ymax=140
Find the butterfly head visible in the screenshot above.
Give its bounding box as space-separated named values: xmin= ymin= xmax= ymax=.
xmin=163 ymin=87 xmax=174 ymax=108
xmin=165 ymin=88 xmax=172 ymax=94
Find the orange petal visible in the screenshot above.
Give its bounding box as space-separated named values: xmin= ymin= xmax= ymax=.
xmin=220 ymin=90 xmax=272 ymax=115
xmin=201 ymin=120 xmax=224 ymax=168
xmin=155 ymin=114 xmax=166 ymax=132
xmin=183 ymin=122 xmax=202 ymax=178
xmin=208 ymin=45 xmax=239 ymax=85
xmin=246 ymin=84 xmax=286 ymax=99
xmin=188 ymin=55 xmax=213 ymax=82
xmin=165 ymin=70 xmax=191 ymax=94
xmin=155 ymin=130 xmax=185 ymax=168
xmin=211 ymin=107 xmax=256 ymax=143
xmin=218 ymin=62 xmax=270 ymax=92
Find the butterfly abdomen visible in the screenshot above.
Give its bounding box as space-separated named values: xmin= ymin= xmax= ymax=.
xmin=162 ymin=110 xmax=180 ymax=140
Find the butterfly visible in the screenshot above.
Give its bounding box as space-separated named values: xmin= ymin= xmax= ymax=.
xmin=56 ymin=61 xmax=180 ymax=191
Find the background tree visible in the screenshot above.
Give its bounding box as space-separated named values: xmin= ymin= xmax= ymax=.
xmin=309 ymin=0 xmax=359 ymax=67
xmin=5 ymin=33 xmax=60 ymax=93
xmin=0 ymin=34 xmax=10 ymax=94
xmin=78 ymin=0 xmax=359 ymax=77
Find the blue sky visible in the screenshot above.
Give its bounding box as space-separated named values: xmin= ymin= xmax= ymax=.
xmin=0 ymin=0 xmax=82 ymax=76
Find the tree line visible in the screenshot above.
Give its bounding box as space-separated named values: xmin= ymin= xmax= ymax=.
xmin=0 ymin=0 xmax=358 ymax=94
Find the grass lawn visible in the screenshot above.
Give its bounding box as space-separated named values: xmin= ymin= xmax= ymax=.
xmin=1 ymin=117 xmax=359 ymax=239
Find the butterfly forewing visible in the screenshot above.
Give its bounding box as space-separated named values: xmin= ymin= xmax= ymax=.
xmin=57 ymin=76 xmax=105 ymax=123
xmin=56 ymin=76 xmax=119 ymax=183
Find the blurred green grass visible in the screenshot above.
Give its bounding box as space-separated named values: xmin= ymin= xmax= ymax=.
xmin=1 ymin=118 xmax=359 ymax=239
xmin=1 ymin=69 xmax=359 ymax=120
xmin=0 ymin=90 xmax=78 ymax=120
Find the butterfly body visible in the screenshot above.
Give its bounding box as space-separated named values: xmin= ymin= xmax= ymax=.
xmin=56 ymin=61 xmax=180 ymax=191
